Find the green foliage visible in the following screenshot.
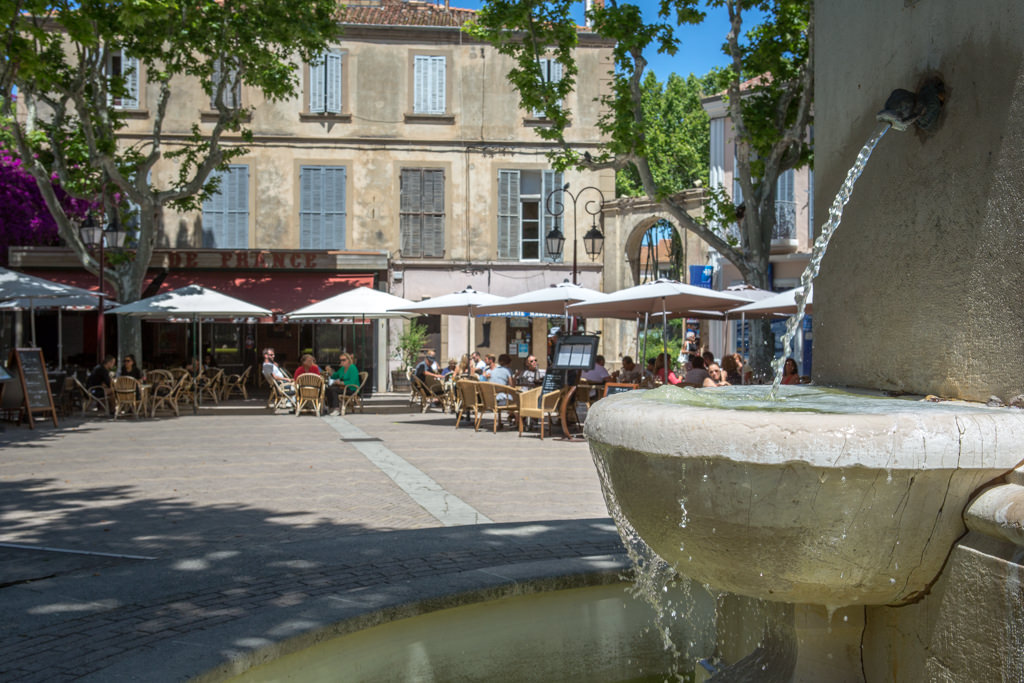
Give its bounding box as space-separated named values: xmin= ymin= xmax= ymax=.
xmin=616 ymin=71 xmax=715 ymax=198
xmin=0 ymin=0 xmax=342 ymax=301
xmin=395 ymin=320 xmax=430 ymax=371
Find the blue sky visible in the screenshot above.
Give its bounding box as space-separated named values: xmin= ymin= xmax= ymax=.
xmin=455 ymin=1 xmax=758 ymax=83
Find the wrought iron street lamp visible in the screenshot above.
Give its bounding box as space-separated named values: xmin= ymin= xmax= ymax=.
xmin=544 ymin=184 xmax=606 ymax=285
xmin=80 ymin=211 xmax=126 ymax=363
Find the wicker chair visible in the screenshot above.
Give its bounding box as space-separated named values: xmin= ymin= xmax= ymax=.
xmin=220 ymin=365 xmax=252 ymax=401
xmin=197 ymin=368 xmax=224 ymax=404
xmin=150 ymin=372 xmax=187 ymax=417
xmin=411 ymin=375 xmax=446 ymax=413
xmin=517 ymin=386 xmax=563 ymax=440
xmin=112 ymin=376 xmax=144 ymax=419
xmin=73 ymin=376 xmax=111 ymax=416
xmin=454 ymin=379 xmax=482 ymax=431
xmin=339 ymin=371 xmax=368 ymax=415
xmin=294 ymin=373 xmax=325 ymax=416
xmin=476 ymin=382 xmax=520 ymax=433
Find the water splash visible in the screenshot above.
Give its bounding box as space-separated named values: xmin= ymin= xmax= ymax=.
xmin=768 ymin=122 xmax=893 ymax=399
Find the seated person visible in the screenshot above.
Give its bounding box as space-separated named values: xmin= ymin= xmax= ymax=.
xmin=86 ymin=355 xmax=116 ymax=398
xmin=487 ymin=353 xmax=515 ymax=405
xmin=414 ymin=350 xmax=446 ymax=397
xmin=614 ymin=356 xmax=642 ymax=384
xmin=470 ymin=351 xmax=487 ymax=377
xmin=516 ymin=355 xmax=545 ymax=388
xmin=683 ymin=354 xmax=711 ymax=386
xmin=325 ymin=353 xmax=360 ymax=414
xmin=120 ymin=354 xmax=143 ymax=380
xmin=706 ymin=363 xmax=731 ymax=387
xmin=781 ymin=357 xmax=800 ymax=385
xmin=261 ymin=348 xmax=294 ymax=394
xmin=293 ymin=354 xmax=321 ymax=379
xmin=581 ymin=355 xmax=611 ymax=385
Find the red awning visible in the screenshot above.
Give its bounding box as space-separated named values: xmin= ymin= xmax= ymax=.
xmin=29 ymin=269 xmax=375 ymax=314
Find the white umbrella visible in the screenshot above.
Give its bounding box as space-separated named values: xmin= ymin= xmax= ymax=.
xmin=0 ymin=267 xmax=99 ymax=301
xmin=1 ymin=295 xmax=117 ymax=370
xmin=110 ymin=285 xmax=271 ymax=413
xmin=569 ymin=279 xmax=754 ymax=367
xmin=285 ymin=286 xmax=416 ymax=320
xmin=473 ymin=280 xmax=608 ymax=328
xmin=389 ymin=285 xmax=507 ymax=354
xmin=730 ymin=286 xmax=813 ymax=318
xmin=0 ymin=267 xmax=107 ymax=350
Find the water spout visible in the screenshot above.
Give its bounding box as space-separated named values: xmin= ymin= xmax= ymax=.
xmin=876 ymin=78 xmax=945 ymax=131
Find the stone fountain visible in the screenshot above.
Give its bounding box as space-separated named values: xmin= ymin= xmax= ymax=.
xmin=586 ymin=2 xmax=1024 ymax=680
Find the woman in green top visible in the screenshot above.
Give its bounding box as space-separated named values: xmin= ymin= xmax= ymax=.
xmin=326 ymin=353 xmax=360 ymax=415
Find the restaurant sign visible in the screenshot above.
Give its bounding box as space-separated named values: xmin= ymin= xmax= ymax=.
xmin=162 ymin=250 xmax=329 ymax=270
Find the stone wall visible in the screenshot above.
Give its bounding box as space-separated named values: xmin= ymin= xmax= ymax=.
xmin=813 ymin=0 xmax=1024 ymax=402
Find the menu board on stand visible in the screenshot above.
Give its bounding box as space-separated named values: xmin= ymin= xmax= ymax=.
xmin=8 ymin=348 xmax=58 ymax=429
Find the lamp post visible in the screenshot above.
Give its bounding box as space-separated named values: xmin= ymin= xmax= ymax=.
xmin=80 ymin=211 xmax=126 ymax=364
xmin=544 ymin=184 xmax=606 ymax=285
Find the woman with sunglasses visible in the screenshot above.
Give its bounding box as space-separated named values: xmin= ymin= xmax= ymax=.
xmin=325 ymin=353 xmax=360 ymax=415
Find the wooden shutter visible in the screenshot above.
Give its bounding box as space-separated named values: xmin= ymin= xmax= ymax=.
xmin=541 ymin=169 xmax=563 ymax=262
xmin=211 ymin=57 xmax=240 ymax=109
xmin=325 ymin=52 xmax=342 ymax=114
xmin=309 ymin=55 xmax=325 ymax=113
xmin=414 ymin=56 xmax=445 ymax=114
xmin=122 ymin=55 xmax=139 ymax=109
xmin=202 ymin=166 xmax=248 ymax=249
xmin=497 ymin=170 xmax=521 ymax=260
xmin=400 ymin=169 xmax=422 ymax=257
xmin=300 ymin=166 xmax=347 ymax=249
xmin=422 ymin=169 xmax=444 ymax=257
xmin=777 ymin=168 xmax=795 ymax=202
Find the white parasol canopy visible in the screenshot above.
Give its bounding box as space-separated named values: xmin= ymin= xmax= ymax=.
xmin=473 ymin=280 xmax=607 ymax=321
xmin=730 ymin=286 xmax=813 ymax=318
xmin=0 ymin=267 xmax=99 ymax=302
xmin=389 ymin=286 xmax=507 ymax=354
xmin=567 ymin=278 xmax=753 ymax=318
xmin=108 ymin=284 xmax=271 ymax=319
xmin=285 ymin=286 xmax=416 ymax=320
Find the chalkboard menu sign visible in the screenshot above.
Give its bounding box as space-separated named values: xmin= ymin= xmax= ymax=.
xmin=542 ymin=368 xmax=567 ymax=394
xmin=8 ymin=348 xmax=58 ymax=429
xmin=603 ymin=382 xmax=638 ymax=397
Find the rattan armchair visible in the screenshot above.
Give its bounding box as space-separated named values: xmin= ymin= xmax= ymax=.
xmin=112 ymin=376 xmax=144 ymax=419
xmin=150 ymin=372 xmax=187 ymax=417
xmin=220 ymin=365 xmax=252 ymax=401
xmin=73 ymin=376 xmax=110 ymax=416
xmin=294 ymin=373 xmax=325 ymax=416
xmin=339 ymin=371 xmax=368 ymax=415
xmin=454 ymin=379 xmax=482 ymax=430
xmin=476 ymin=382 xmax=520 ymax=433
xmin=517 ymin=386 xmax=563 ymax=439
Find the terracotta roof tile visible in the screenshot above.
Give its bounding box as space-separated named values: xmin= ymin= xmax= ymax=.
xmin=342 ymin=0 xmax=476 ymax=28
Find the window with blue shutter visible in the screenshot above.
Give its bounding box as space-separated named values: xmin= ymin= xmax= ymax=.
xmin=299 ymin=166 xmax=347 ymax=250
xmin=413 ymin=56 xmax=446 ymax=115
xmin=309 ymin=51 xmax=343 ymax=114
xmin=106 ymin=50 xmax=139 ymax=109
xmin=540 ymin=169 xmax=563 ymax=262
xmin=400 ymin=168 xmax=445 ymax=258
xmin=202 ymin=165 xmax=249 ymax=249
xmin=497 ymin=170 xmax=520 ymax=260
xmin=534 ymin=58 xmax=563 ymax=117
xmin=211 ymin=57 xmax=241 ymax=109
xmin=498 ymin=169 xmax=562 ymax=261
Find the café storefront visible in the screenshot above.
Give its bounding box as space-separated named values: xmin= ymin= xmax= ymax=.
xmin=8 ymin=246 xmax=390 ymax=391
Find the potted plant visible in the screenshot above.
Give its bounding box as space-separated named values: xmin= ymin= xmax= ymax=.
xmin=392 ymin=320 xmax=428 ymax=391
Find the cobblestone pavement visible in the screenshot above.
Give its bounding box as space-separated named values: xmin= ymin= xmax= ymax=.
xmin=0 ymin=394 xmax=625 ymax=681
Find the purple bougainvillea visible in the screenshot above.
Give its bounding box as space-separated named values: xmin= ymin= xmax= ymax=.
xmin=0 ymin=150 xmax=91 ymax=265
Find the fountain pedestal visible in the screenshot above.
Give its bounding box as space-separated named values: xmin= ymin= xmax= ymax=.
xmin=587 ymin=387 xmax=1024 ymax=607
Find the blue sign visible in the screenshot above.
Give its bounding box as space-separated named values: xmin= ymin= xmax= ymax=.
xmin=689 ymin=265 xmax=714 ymax=289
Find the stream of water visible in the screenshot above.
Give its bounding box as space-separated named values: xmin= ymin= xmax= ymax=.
xmin=768 ymin=122 xmax=893 ymax=398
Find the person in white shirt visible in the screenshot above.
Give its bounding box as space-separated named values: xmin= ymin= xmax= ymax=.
xmin=581 ymin=355 xmax=611 ymax=385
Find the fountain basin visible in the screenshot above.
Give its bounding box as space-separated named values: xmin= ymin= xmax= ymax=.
xmin=586 ymin=386 xmax=1024 ymax=606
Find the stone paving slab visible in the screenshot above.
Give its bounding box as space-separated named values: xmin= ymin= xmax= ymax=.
xmin=0 ymin=395 xmax=626 ymax=681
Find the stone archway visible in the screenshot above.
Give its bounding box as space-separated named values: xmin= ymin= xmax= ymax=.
xmin=596 ymin=189 xmax=706 ymax=366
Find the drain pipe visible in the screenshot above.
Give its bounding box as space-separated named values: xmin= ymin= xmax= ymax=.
xmin=964 ymin=478 xmax=1024 ymax=547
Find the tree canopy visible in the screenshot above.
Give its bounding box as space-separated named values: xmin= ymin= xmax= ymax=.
xmin=0 ymin=0 xmax=341 ymax=359
xmin=468 ymin=0 xmax=813 ymax=372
